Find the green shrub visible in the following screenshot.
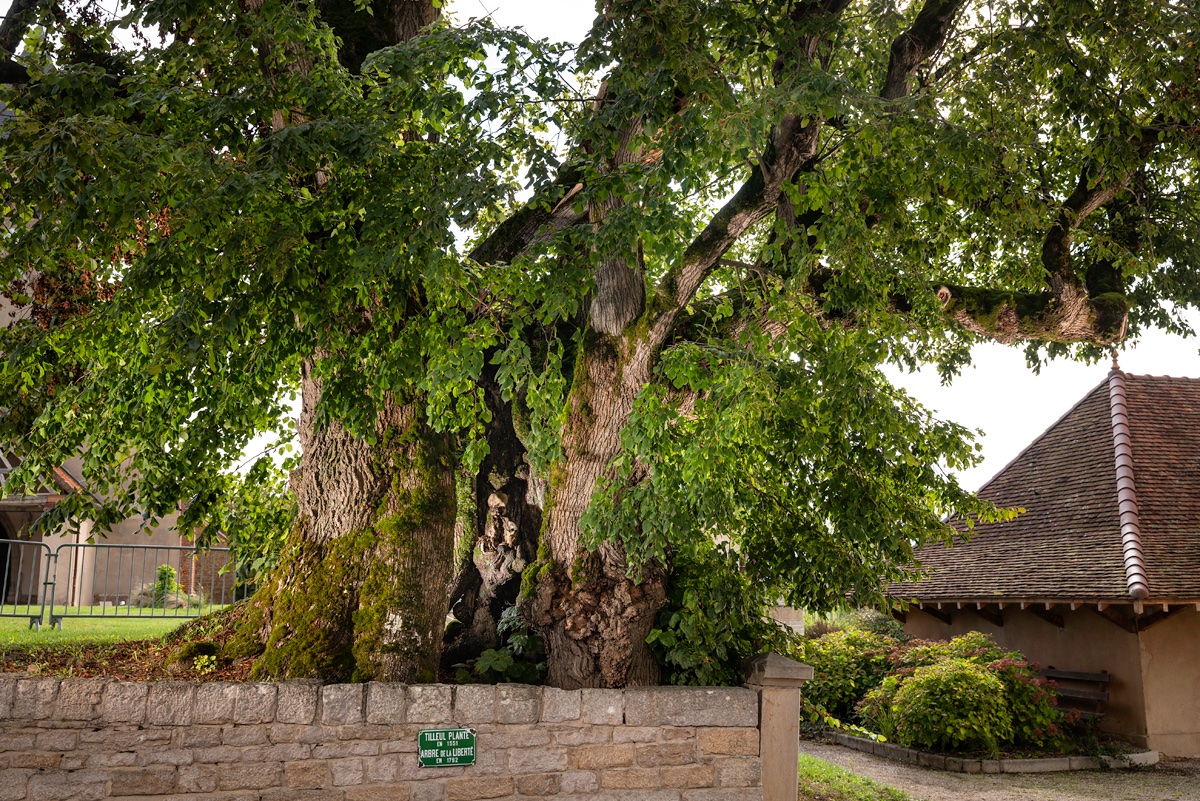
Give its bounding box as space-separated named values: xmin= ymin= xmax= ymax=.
xmin=845 ymin=609 xmax=909 ymax=641
xmin=891 ymin=659 xmax=1013 ymax=753
xmin=987 ymin=656 xmax=1064 ymax=748
xmin=801 ymin=629 xmax=898 ymax=719
xmin=855 ymin=675 xmax=901 ymax=739
xmin=890 ymin=631 xmax=1005 ymax=672
xmin=649 ymin=544 xmax=799 ymax=686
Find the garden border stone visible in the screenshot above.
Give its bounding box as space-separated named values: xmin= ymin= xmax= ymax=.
xmin=830 ymin=731 xmax=1159 ymax=772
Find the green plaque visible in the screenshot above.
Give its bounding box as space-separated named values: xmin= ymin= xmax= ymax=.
xmin=418 ymin=728 xmax=476 ymax=767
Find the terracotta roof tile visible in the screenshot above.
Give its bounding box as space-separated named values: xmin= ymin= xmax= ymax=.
xmin=889 ymin=372 xmax=1200 ymax=602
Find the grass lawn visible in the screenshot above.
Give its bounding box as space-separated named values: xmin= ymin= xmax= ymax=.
xmin=0 ymin=607 xmax=191 ymax=648
xmin=798 ymin=753 xmax=912 ymax=801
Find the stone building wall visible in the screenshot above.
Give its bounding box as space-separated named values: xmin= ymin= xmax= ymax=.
xmin=0 ymin=677 xmax=764 ymax=801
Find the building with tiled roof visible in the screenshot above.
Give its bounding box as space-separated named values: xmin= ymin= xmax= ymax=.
xmin=889 ymin=366 xmax=1200 ymax=757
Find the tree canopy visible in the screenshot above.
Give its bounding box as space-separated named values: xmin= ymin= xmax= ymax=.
xmin=0 ymin=0 xmax=1196 ymax=686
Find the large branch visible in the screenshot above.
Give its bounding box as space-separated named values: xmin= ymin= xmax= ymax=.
xmin=880 ymin=0 xmax=968 ymax=101
xmin=0 ymin=0 xmax=39 ymax=84
xmin=0 ymin=0 xmax=38 ymax=55
xmin=467 ymin=163 xmax=588 ymax=265
xmin=648 ymin=0 xmax=968 ymax=347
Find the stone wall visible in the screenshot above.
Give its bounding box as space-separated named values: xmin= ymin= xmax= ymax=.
xmin=0 ymin=677 xmax=763 ymax=801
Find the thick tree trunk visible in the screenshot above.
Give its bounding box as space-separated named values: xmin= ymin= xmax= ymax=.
xmin=528 ymin=333 xmax=667 ymax=689
xmin=232 ymin=362 xmax=456 ymax=682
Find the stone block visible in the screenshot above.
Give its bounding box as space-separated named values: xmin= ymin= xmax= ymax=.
xmin=515 ymin=772 xmax=561 ymax=796
xmin=625 ymin=687 xmax=757 ymax=728
xmin=445 ymin=776 xmax=515 ymax=801
xmin=0 ymin=734 xmax=35 ymax=753
xmin=943 ymin=757 xmax=964 ymax=772
xmin=260 ymin=789 xmax=346 ymax=801
xmin=193 ymin=746 xmax=243 ymax=764
xmin=1 ymin=752 xmax=60 ymax=770
xmin=561 ymin=770 xmax=600 ymax=793
xmin=918 ymin=752 xmax=946 ymax=770
xmin=312 ymin=740 xmax=381 ymax=759
xmin=345 ymin=785 xmax=412 ymax=801
xmin=12 ymin=679 xmax=59 ymax=720
xmin=614 ymin=727 xmax=658 ymax=743
xmin=552 ymin=725 xmax=612 ymax=746
xmin=581 ymin=689 xmax=624 ymax=725
xmin=406 ymin=685 xmax=452 ymax=724
xmin=102 ymin=682 xmax=148 ymax=724
xmin=961 ymin=759 xmax=983 ymax=774
xmin=1069 ymin=756 xmax=1100 ymax=770
xmin=285 ymin=760 xmax=332 ymax=789
xmin=366 ymin=682 xmax=407 ymax=724
xmin=331 ymin=757 xmax=365 ymax=786
xmin=176 ymin=726 xmax=223 ymax=748
xmin=637 ymin=742 xmax=696 ymax=767
xmin=363 ymin=754 xmax=401 ymax=783
xmin=478 ymin=724 xmax=548 ymax=747
xmin=53 ymin=679 xmax=107 ymax=721
xmin=195 ymin=683 xmax=237 ymax=724
xmin=108 ymin=766 xmax=178 ymax=796
xmin=540 ymin=688 xmax=580 ymax=723
xmin=270 ymin=724 xmax=340 ymax=744
xmin=662 ymin=764 xmax=715 ymax=788
xmin=177 ymin=764 xmax=219 ymax=793
xmin=497 ymin=684 xmax=540 ymax=724
xmin=981 ymin=759 xmax=1000 ymax=774
xmin=682 ymin=790 xmax=751 ymax=801
xmin=235 ymin=683 xmax=277 ymax=724
xmin=216 ymin=761 xmax=284 ymax=790
xmin=1001 ymin=757 xmax=1069 ymax=773
xmin=222 ymin=725 xmax=269 ymax=746
xmin=0 ymin=677 xmax=16 ymax=719
xmin=662 ymin=727 xmax=696 ymax=741
xmin=277 ymin=682 xmax=320 ymax=725
xmin=140 ymin=748 xmax=194 ymax=767
xmin=452 ymin=685 xmax=495 ymax=724
xmin=717 ymin=758 xmax=760 ymax=787
xmin=337 ymin=724 xmax=393 ymax=741
xmin=0 ymin=769 xmax=31 ymax=801
xmin=34 ymin=730 xmax=78 ymax=752
xmin=408 ymin=782 xmax=447 ymax=801
xmin=697 ymin=728 xmax=758 ymax=756
xmin=601 ymin=768 xmax=661 ymax=789
xmin=1110 ymin=750 xmax=1159 ymax=767
xmin=25 ymin=770 xmax=106 ymax=801
xmin=242 ymin=743 xmax=311 ymax=763
xmin=572 ymin=743 xmax=635 ymax=770
xmin=146 ymin=682 xmax=195 ymax=726
xmin=322 ymin=684 xmax=365 ymax=726
xmin=509 ymin=745 xmax=568 ymax=773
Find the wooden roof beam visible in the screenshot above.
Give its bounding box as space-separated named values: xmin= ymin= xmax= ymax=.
xmin=1029 ymin=606 xmax=1064 ymax=629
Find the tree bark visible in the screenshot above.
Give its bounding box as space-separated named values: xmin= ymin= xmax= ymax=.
xmin=232 ymin=363 xmax=456 ymax=682
xmin=527 ymin=332 xmax=667 ymax=689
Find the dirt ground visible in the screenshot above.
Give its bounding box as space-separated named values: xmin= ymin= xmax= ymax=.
xmin=799 ymin=740 xmax=1200 ymax=801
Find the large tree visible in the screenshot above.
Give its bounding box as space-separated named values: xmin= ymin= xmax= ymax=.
xmin=0 ymin=0 xmax=1196 ymax=687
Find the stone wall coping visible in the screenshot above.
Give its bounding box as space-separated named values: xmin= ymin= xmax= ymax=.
xmin=742 ymin=654 xmax=813 ymax=689
xmin=0 ymin=675 xmax=760 ymax=728
xmin=830 ymin=731 xmax=1160 ymax=772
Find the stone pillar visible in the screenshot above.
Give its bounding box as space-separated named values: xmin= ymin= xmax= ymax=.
xmin=745 ymin=652 xmax=813 ymax=801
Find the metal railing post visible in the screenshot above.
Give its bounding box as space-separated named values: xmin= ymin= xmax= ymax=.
xmin=39 ymin=547 xmax=57 ymax=630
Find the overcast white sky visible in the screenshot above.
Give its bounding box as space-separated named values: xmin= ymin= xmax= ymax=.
xmin=445 ymin=0 xmax=1200 ymax=490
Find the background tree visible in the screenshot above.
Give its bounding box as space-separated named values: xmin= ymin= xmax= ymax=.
xmin=0 ymin=0 xmax=1196 ymax=687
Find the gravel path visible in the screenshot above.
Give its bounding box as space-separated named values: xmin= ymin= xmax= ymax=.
xmin=799 ymin=740 xmax=1200 ymax=801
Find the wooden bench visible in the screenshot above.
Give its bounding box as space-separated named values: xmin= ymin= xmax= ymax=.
xmin=1040 ymin=667 xmax=1109 ymax=720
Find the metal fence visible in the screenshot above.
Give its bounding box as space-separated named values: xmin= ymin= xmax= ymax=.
xmin=0 ymin=539 xmax=238 ymax=630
